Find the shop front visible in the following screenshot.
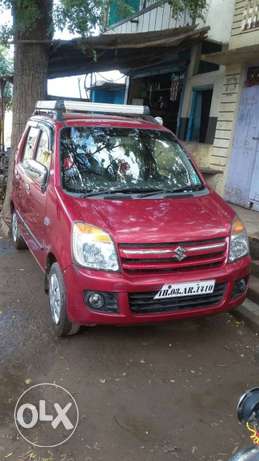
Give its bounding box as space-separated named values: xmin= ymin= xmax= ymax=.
xmin=128 ymin=69 xmax=186 ymax=134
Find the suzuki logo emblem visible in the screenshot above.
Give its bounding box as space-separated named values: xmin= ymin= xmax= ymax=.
xmin=175 ymin=246 xmax=186 ymax=261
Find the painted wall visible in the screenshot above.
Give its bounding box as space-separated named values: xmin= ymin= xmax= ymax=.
xmin=178 ymin=46 xmax=225 ymax=168
xmin=210 ymin=0 xmax=259 ymax=200
xmin=198 ymin=0 xmax=235 ymax=43
xmin=181 ymin=67 xmax=225 ymax=119
xmin=210 ymin=63 xmax=246 ymax=195
xmin=224 ymin=84 xmax=259 ymax=209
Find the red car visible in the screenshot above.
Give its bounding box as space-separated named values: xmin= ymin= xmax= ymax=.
xmin=11 ymin=100 xmax=251 ymax=336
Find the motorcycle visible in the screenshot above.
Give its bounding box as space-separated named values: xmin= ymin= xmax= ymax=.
xmin=229 ymin=388 xmax=259 ymax=460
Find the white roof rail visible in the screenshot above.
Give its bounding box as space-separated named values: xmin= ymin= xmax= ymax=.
xmin=34 ymin=100 xmax=150 ymax=117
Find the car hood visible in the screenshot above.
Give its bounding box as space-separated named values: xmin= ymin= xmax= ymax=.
xmin=63 ymin=191 xmax=235 ymax=244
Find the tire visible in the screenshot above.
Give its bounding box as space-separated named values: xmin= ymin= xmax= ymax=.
xmin=11 ymin=211 xmax=27 ymax=250
xmin=48 ymin=262 xmax=80 ymax=337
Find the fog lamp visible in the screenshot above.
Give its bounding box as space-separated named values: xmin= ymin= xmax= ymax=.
xmin=237 ymin=278 xmax=247 ymax=293
xmin=232 ymin=278 xmax=248 ymax=298
xmin=86 ymin=292 xmax=105 ymax=310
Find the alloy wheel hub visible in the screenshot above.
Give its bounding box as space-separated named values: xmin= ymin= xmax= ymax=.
xmin=49 ymin=274 xmax=62 ymax=325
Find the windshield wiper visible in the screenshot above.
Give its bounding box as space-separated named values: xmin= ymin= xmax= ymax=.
xmin=140 ymin=185 xmax=204 ymax=197
xmin=171 ymin=184 xmax=205 ymax=193
xmin=80 ymin=184 xmax=205 ymax=198
xmin=81 ymin=187 xmax=164 ymax=197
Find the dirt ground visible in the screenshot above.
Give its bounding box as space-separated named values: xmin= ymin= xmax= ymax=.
xmin=0 ymin=237 xmax=258 ymax=461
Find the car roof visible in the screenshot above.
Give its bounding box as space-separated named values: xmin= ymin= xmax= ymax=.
xmin=31 ymin=113 xmax=169 ymax=132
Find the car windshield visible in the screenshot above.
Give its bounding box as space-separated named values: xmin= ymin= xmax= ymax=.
xmin=60 ymin=126 xmax=203 ymax=196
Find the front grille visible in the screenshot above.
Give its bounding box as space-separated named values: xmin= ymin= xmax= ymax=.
xmin=129 ymin=282 xmax=227 ymax=314
xmin=119 ymin=238 xmax=228 ymax=274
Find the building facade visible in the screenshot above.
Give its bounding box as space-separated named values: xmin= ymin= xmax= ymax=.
xmin=105 ymin=0 xmax=259 ymax=212
xmin=207 ymin=0 xmax=259 ymax=212
xmin=105 ymin=0 xmax=236 ymax=188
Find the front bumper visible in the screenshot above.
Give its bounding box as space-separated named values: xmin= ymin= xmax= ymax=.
xmin=63 ymin=256 xmax=251 ymax=325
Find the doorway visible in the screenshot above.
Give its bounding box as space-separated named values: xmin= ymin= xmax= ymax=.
xmin=225 ymin=85 xmax=259 ymax=212
xmin=187 ymin=88 xmax=213 ymax=143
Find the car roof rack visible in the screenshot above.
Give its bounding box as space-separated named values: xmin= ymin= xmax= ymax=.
xmin=34 ymin=99 xmax=150 ymax=121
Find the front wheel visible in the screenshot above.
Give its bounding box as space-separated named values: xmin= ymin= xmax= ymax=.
xmin=48 ymin=262 xmax=80 ymax=337
xmin=11 ymin=211 xmax=27 ymax=250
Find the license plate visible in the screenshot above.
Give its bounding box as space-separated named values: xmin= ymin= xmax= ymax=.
xmin=154 ymin=280 xmax=216 ymax=300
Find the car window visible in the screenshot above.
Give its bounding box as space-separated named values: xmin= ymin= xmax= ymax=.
xmin=60 ymin=126 xmax=203 ymax=194
xmin=23 ymin=127 xmax=40 ymax=162
xmin=35 ymin=130 xmax=51 ymax=170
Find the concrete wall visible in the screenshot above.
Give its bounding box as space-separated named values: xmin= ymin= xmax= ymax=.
xmin=210 ymin=63 xmax=246 ymax=195
xmin=183 ymin=142 xmax=214 ymax=167
xmin=198 ymin=0 xmax=235 ymax=43
xmin=181 ymin=65 xmax=225 ymax=120
xmin=179 ymin=46 xmax=226 ymax=171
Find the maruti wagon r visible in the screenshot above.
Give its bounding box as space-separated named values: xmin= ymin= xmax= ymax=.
xmin=11 ymin=100 xmax=251 ymax=336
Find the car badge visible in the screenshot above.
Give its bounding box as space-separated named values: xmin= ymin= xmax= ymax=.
xmin=175 ymin=246 xmax=186 ymax=261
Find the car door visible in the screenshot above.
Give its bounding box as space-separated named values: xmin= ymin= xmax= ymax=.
xmin=23 ymin=125 xmax=53 ymax=267
xmin=14 ymin=124 xmax=41 ymax=229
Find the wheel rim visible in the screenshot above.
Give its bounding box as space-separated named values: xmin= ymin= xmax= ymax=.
xmin=12 ymin=213 xmax=18 ymax=242
xmin=49 ymin=274 xmax=62 ymax=325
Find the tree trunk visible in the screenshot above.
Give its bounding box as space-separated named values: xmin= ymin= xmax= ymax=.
xmin=0 ymin=0 xmax=52 ymax=235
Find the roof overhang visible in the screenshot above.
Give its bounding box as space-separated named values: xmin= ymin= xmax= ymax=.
xmin=48 ymin=26 xmax=209 ymax=78
xmin=202 ymin=44 xmax=259 ymax=66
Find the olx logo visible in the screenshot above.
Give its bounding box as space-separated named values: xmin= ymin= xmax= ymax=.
xmin=14 ymin=383 xmax=79 ymax=448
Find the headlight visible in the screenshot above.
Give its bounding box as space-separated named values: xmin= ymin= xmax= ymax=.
xmin=72 ymin=223 xmax=119 ymax=271
xmin=229 ymin=217 xmax=249 ymax=263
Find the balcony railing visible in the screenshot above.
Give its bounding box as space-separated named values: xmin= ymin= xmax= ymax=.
xmin=106 ymin=0 xmax=193 ymax=34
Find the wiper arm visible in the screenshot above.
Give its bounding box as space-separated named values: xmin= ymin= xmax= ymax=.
xmin=140 ymin=184 xmax=205 ymax=197
xmin=81 ymin=189 xmax=123 ymax=197
xmin=81 ymin=187 xmax=163 ymax=197
xmin=81 ymin=184 xmax=205 ymax=198
xmin=171 ymin=184 xmax=205 ymax=193
xmin=140 ymin=189 xmax=175 ymax=197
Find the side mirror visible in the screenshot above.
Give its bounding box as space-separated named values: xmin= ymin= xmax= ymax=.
xmin=24 ymin=159 xmax=49 ymax=190
xmin=155 ymin=116 xmax=164 ymax=125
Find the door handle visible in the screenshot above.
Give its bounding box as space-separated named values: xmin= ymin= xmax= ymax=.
xmin=252 ymin=137 xmax=259 ymax=140
xmin=25 ymin=183 xmax=30 ymax=193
